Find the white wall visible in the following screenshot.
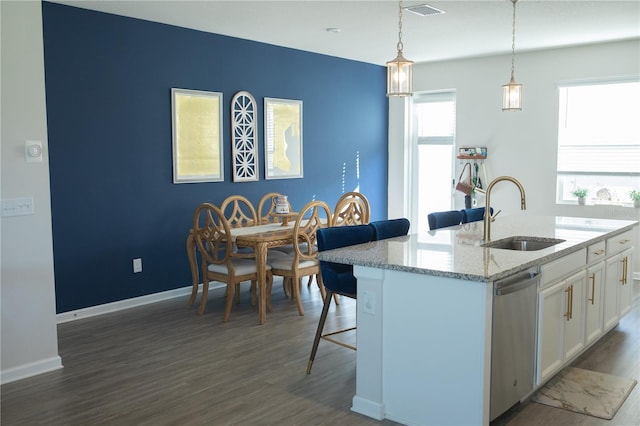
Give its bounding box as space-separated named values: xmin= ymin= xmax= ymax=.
xmin=389 ymin=39 xmax=640 ymax=272
xmin=1 ymin=0 xmax=62 ymax=384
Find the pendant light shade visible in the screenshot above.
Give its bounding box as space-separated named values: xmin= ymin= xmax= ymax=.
xmin=502 ymin=77 xmax=523 ymax=111
xmin=502 ymin=0 xmax=522 ymax=111
xmin=387 ymin=52 xmax=414 ymax=97
xmin=387 ymin=0 xmax=413 ymax=97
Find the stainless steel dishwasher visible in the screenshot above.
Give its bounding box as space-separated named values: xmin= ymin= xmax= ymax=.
xmin=490 ymin=266 xmax=539 ymax=421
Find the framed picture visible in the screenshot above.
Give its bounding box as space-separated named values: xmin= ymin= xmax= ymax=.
xmin=171 ymin=88 xmax=224 ymax=183
xmin=264 ymin=97 xmax=303 ymax=179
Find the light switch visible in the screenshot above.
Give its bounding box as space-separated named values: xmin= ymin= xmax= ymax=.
xmin=1 ymin=197 xmax=35 ymax=217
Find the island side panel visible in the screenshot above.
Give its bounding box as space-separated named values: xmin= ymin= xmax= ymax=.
xmin=351 ymin=266 xmax=385 ymax=420
xmin=354 ymin=266 xmax=493 ymax=425
xmin=383 ymin=270 xmax=493 ymax=425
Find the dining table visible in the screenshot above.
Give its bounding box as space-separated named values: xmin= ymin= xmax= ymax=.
xmin=186 ymin=219 xmax=305 ymax=324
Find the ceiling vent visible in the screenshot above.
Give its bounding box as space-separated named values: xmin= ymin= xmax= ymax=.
xmin=404 ymin=4 xmax=445 ymax=17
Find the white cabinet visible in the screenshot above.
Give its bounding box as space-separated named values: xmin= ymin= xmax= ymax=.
xmin=603 ymin=255 xmax=620 ymax=332
xmin=562 ymin=271 xmax=586 ymax=360
xmin=538 ymin=281 xmax=565 ymax=384
xmin=537 ymin=270 xmax=586 ymax=385
xmin=603 ymin=228 xmax=634 ymax=331
xmin=587 ymin=241 xmax=606 ymax=264
xmin=585 ymin=261 xmax=605 ymax=345
xmin=618 ymin=248 xmax=634 ymax=317
xmin=536 ymin=227 xmax=636 ymax=389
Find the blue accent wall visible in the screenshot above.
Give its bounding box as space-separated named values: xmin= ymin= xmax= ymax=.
xmin=42 ymin=2 xmax=388 ymax=313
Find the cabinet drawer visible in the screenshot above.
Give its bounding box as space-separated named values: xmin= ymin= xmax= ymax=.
xmin=540 ymin=248 xmax=586 ymax=289
xmin=606 ymin=229 xmax=634 ymax=255
xmin=587 ymin=241 xmax=606 ymax=264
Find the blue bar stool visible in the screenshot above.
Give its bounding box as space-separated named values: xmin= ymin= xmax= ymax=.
xmin=460 ymin=207 xmax=494 ymax=223
xmin=427 ymin=210 xmax=463 ymax=230
xmin=307 ymin=224 xmax=374 ymax=374
xmin=369 ymin=218 xmax=410 ymax=240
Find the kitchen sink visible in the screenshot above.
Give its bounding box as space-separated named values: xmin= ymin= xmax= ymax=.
xmin=482 ymin=236 xmax=565 ymax=251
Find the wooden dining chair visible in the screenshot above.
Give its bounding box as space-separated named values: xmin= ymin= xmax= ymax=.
xmin=257 ymin=192 xmax=293 ymax=225
xmin=220 ymin=195 xmax=258 ymax=228
xmin=222 ymin=195 xmax=287 ymax=303
xmin=333 ymin=192 xmax=370 ymax=225
xmin=220 ymin=194 xmax=260 ymax=300
xmin=331 ymin=194 xmax=370 ymax=227
xmin=255 ymin=192 xmax=295 ymax=297
xmin=192 ymin=203 xmax=272 ymax=320
xmin=259 ymin=194 xmax=309 ymax=288
xmin=325 ymin=193 xmax=370 ymax=304
xmin=268 ymin=200 xmax=331 ymax=316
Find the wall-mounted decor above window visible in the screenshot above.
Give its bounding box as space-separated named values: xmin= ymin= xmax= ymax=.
xmin=231 ymin=91 xmax=259 ymax=182
xmin=264 ymin=97 xmax=303 ymax=180
xmin=171 ymin=88 xmax=224 ymax=183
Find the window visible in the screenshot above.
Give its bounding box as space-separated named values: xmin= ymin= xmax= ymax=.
xmin=556 ymin=80 xmax=640 ymax=206
xmin=411 ymin=91 xmax=456 ymax=237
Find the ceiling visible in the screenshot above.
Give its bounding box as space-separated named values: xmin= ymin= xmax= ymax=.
xmin=50 ymin=0 xmax=640 ymax=65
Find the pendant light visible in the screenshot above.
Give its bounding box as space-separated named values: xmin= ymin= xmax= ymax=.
xmin=386 ymin=0 xmax=413 ymax=97
xmin=502 ymin=0 xmax=522 ymax=111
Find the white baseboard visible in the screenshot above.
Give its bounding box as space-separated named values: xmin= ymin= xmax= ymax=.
xmin=56 ymin=282 xmax=224 ymax=324
xmin=351 ymin=396 xmax=385 ymax=421
xmin=1 ymin=356 xmax=63 ymax=385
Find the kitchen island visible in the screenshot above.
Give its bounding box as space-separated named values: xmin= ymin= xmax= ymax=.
xmin=317 ymin=215 xmax=638 ymax=425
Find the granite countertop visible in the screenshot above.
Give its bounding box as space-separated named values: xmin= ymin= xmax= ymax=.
xmin=317 ymin=215 xmax=638 ymax=282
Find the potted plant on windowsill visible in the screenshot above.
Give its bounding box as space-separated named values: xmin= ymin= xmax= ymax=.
xmin=572 ymin=188 xmax=588 ymax=205
xmin=630 ymin=190 xmax=640 ymax=208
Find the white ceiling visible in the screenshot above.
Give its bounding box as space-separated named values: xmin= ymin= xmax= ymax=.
xmin=50 ymin=0 xmax=640 ymax=65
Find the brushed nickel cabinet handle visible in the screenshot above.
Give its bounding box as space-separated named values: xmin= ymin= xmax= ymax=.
xmin=588 ymin=273 xmax=595 ymax=305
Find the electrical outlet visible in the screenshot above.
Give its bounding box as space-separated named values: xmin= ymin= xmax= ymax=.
xmin=362 ymin=290 xmax=376 ymax=315
xmin=133 ymin=258 xmax=142 ymax=273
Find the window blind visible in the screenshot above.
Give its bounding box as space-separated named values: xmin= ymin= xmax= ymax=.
xmin=555 ymin=80 xmax=640 ymax=204
xmin=557 ymin=145 xmax=640 ymax=174
xmin=557 ymin=81 xmax=639 ymax=174
xmin=414 ymin=92 xmax=456 ymax=142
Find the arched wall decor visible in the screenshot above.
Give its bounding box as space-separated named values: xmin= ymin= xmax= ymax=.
xmin=231 ymin=91 xmax=259 ymax=182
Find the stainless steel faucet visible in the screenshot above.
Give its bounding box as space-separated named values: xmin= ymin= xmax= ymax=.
xmin=484 ymin=176 xmax=527 ymax=241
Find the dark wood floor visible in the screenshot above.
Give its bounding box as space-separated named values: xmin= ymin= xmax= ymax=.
xmin=2 ymin=280 xmax=638 ymax=425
